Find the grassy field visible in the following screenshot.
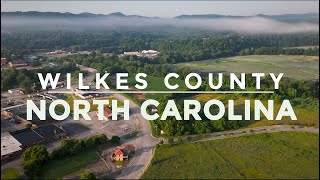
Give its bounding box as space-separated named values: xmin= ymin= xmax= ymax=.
xmin=1 ymin=168 xmax=21 ymax=180
xmin=39 ymin=148 xmax=99 ymax=179
xmin=189 ymin=94 xmax=319 ymax=128
xmin=127 ymin=75 xmax=186 ymax=99
xmin=142 ymin=131 xmax=319 ymax=179
xmin=177 ymin=55 xmax=319 ymax=80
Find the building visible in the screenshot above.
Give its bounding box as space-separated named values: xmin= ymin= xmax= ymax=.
xmin=1 ymin=58 xmax=7 ymax=65
xmin=141 ymin=50 xmax=160 ymax=55
xmin=1 ymin=104 xmax=58 ymax=127
xmin=1 ymin=132 xmax=22 ymax=163
xmin=103 ymin=106 xmax=112 ymax=120
xmin=75 ymin=91 xmax=92 ymax=99
xmin=32 ymin=123 xmax=67 ymax=143
xmin=8 ymin=61 xmax=28 ymax=68
xmin=122 ymin=50 xmax=160 ymax=59
xmin=123 ymin=51 xmax=140 ymax=56
xmin=111 ymin=148 xmax=128 ymax=161
xmin=8 ymin=89 xmax=20 ymax=94
xmin=10 ymin=123 xmax=67 ymax=149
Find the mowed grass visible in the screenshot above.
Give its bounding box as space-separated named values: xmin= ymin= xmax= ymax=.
xmin=39 ymin=148 xmax=99 ymax=179
xmin=177 ymin=55 xmax=319 ymax=80
xmin=191 ymin=94 xmax=319 ymax=128
xmin=1 ymin=168 xmax=21 ymax=180
xmin=127 ymin=75 xmax=186 ymax=99
xmin=142 ymin=132 xmax=319 ymax=179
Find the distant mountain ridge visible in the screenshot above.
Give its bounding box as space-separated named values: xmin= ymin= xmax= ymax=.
xmin=174 ymin=13 xmax=319 ymax=23
xmin=0 ymin=11 xmax=159 ymax=19
xmin=1 ymin=11 xmax=318 ymax=23
xmin=1 ymin=11 xmax=319 ymax=19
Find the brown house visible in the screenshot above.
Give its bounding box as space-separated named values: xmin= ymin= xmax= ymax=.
xmin=103 ymin=106 xmax=112 ymax=120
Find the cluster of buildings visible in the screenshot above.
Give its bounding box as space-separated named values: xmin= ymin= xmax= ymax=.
xmin=122 ymin=50 xmax=160 ymax=59
xmin=45 ymin=50 xmax=92 ymax=56
xmin=1 ymin=103 xmax=68 ymax=163
xmin=1 ymin=57 xmax=30 ymax=68
xmin=1 ymin=123 xmax=66 ymax=163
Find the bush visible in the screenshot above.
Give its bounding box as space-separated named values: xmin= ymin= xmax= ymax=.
xmin=80 ymin=170 xmax=96 ymax=180
xmin=168 ymin=137 xmax=174 ymax=144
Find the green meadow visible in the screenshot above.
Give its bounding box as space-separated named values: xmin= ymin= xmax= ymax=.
xmin=1 ymin=168 xmax=21 ymax=180
xmin=177 ymin=55 xmax=319 ymax=80
xmin=39 ymin=148 xmax=99 ymax=179
xmin=142 ymin=131 xmax=319 ymax=179
xmin=127 ymin=75 xmax=186 ymax=99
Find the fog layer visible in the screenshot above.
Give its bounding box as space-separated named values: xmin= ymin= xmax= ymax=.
xmin=1 ymin=16 xmax=319 ymax=33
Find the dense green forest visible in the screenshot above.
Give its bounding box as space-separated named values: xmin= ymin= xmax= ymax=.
xmin=1 ymin=31 xmax=319 ymax=63
xmin=1 ymin=63 xmax=80 ymax=93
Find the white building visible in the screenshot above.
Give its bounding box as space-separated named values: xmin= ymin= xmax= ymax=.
xmin=1 ymin=132 xmax=22 ymax=161
xmin=123 ymin=50 xmax=160 ymax=59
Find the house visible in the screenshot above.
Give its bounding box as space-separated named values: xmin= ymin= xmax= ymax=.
xmin=1 ymin=132 xmax=23 ymax=163
xmin=103 ymin=106 xmax=112 ymax=120
xmin=1 ymin=58 xmax=7 ymax=65
xmin=8 ymin=61 xmax=28 ymax=68
xmin=111 ymin=148 xmax=128 ymax=161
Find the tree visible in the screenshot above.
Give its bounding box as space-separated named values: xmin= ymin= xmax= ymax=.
xmin=21 ymin=146 xmax=49 ymax=178
xmin=21 ymin=145 xmax=49 ymax=163
xmin=80 ymin=170 xmax=96 ymax=180
xmin=110 ymin=136 xmax=120 ymax=144
xmin=22 ymin=159 xmax=41 ymax=178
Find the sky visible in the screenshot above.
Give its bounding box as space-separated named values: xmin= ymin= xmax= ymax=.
xmin=1 ymin=1 xmax=319 ymax=18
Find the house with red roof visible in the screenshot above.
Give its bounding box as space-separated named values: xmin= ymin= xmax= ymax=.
xmin=111 ymin=148 xmax=128 ymax=161
xmin=1 ymin=58 xmax=7 ymax=66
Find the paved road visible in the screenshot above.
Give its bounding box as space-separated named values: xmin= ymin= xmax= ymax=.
xmin=76 ymin=65 xmax=159 ymax=179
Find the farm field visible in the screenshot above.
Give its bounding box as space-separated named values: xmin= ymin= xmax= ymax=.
xmin=177 ymin=55 xmax=319 ymax=80
xmin=142 ymin=131 xmax=319 ymax=179
xmin=188 ymin=94 xmax=319 ymax=128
